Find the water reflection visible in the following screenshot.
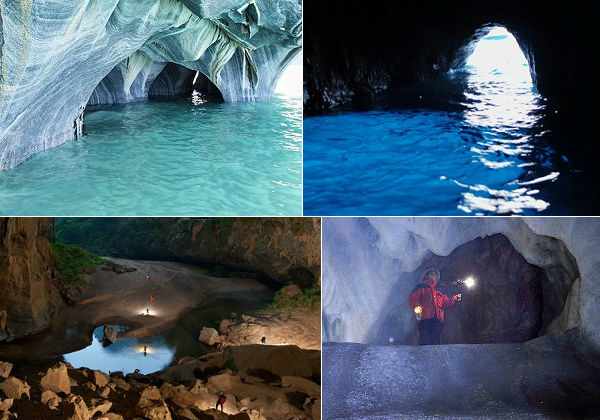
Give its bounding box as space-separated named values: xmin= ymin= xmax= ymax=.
xmin=63 ymin=326 xmax=175 ymax=375
xmin=451 ymin=27 xmax=552 ymax=213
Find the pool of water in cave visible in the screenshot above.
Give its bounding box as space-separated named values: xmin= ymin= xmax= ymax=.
xmin=0 ymin=94 xmax=301 ymax=215
xmin=303 ymin=29 xmax=589 ymax=216
xmin=62 ymin=295 xmax=272 ymax=375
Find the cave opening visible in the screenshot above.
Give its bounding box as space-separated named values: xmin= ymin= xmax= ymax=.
xmin=273 ymin=54 xmax=302 ymax=98
xmin=457 ymin=26 xmax=544 ymax=131
xmin=373 ymin=233 xmax=580 ymax=346
xmin=148 ymin=63 xmax=224 ymax=104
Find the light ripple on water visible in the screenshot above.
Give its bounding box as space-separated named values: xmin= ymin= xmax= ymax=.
xmin=303 ymin=40 xmax=586 ymax=215
xmin=0 ymin=94 xmax=302 ymax=215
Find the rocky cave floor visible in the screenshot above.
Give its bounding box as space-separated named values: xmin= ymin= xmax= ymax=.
xmin=0 ymin=258 xmax=321 ymax=419
xmin=0 ymin=342 xmax=320 ymax=420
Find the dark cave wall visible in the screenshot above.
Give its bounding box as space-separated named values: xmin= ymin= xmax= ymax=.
xmin=0 ymin=218 xmax=62 ymax=341
xmin=304 ymin=0 xmax=599 ymax=122
xmin=55 ymin=218 xmax=321 ymax=288
xmin=416 ymin=234 xmax=546 ymax=344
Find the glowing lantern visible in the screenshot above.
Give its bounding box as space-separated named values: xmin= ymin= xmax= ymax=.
xmin=414 ymin=306 xmax=423 ymax=320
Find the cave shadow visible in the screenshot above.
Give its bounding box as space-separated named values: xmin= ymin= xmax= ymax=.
xmin=148 ymin=62 xmax=224 ymax=103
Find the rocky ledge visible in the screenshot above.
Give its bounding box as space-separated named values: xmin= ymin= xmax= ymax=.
xmin=0 ymin=344 xmax=321 ymax=420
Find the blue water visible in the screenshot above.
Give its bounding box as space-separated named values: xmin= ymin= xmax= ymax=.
xmin=0 ymin=94 xmax=301 ymax=215
xmin=303 ymin=30 xmax=586 ymax=215
xmin=63 ymin=295 xmax=272 ymax=374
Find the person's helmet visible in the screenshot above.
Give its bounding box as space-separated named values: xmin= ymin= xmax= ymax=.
xmin=423 ymin=268 xmax=440 ymax=286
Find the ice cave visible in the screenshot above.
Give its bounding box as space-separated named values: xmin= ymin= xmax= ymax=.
xmin=322 ymin=217 xmax=600 ymax=419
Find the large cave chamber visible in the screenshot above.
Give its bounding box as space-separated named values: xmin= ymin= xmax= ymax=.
xmin=0 ymin=1 xmax=302 ymax=216
xmin=322 ymin=217 xmax=600 ymax=420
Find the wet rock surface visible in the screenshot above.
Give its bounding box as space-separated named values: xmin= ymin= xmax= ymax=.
xmin=0 ymin=343 xmax=320 ymax=420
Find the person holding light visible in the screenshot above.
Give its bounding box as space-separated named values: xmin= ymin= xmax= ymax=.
xmin=408 ymin=268 xmax=461 ymax=345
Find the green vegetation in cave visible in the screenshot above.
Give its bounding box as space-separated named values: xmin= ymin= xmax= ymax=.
xmin=261 ymin=282 xmax=321 ymax=313
xmin=50 ymin=242 xmax=109 ymax=286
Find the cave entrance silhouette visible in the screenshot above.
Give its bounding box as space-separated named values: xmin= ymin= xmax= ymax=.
xmin=458 ymin=26 xmax=544 ymax=131
xmin=148 ymin=63 xmax=224 ymax=104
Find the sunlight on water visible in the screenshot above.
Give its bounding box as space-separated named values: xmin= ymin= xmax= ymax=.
xmin=450 ymin=26 xmax=550 ymax=213
xmin=303 ymin=26 xmax=578 ymax=216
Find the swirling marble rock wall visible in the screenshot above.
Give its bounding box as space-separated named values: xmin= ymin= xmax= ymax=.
xmin=0 ymin=0 xmax=301 ymax=169
xmin=322 ymin=217 xmax=598 ymax=349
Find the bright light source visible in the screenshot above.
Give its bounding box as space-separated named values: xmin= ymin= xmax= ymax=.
xmin=137 ymin=345 xmax=154 ymax=355
xmin=274 ymin=55 xmax=302 ymax=97
xmin=465 ymin=277 xmax=476 ymax=288
xmin=414 ymin=306 xmax=423 ymax=314
xmin=466 ymin=27 xmax=530 ymax=81
xmin=389 ymin=337 xmax=394 ymax=343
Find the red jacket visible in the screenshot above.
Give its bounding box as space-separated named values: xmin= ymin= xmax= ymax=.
xmin=408 ymin=280 xmax=456 ymax=323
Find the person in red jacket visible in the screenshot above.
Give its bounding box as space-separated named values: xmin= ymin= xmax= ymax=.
xmin=408 ymin=268 xmax=460 ymax=345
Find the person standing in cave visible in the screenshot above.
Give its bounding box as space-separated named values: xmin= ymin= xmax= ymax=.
xmin=408 ymin=268 xmax=460 ymax=345
xmin=215 ymin=391 xmax=227 ymax=412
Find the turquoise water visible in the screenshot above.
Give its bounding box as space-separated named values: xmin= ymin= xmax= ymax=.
xmin=0 ymin=94 xmax=301 ymax=215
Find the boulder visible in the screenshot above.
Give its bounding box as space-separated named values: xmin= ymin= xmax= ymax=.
xmin=0 ymin=377 xmax=30 ymax=399
xmin=135 ymin=397 xmax=172 ymax=420
xmin=41 ymin=390 xmax=62 ymax=410
xmin=224 ymin=345 xmax=314 ymax=377
xmin=281 ymin=376 xmax=320 ymax=398
xmin=98 ymin=386 xmax=111 ymax=398
xmin=0 ymin=398 xmax=13 ymax=411
xmin=93 ymin=370 xmax=110 ymax=387
xmin=88 ymin=398 xmax=112 ymax=417
xmin=40 ymin=363 xmax=71 ymax=395
xmin=100 ymin=414 xmax=124 ymax=420
xmin=199 ymin=327 xmax=220 ymax=346
xmin=111 ymin=377 xmax=130 ymax=391
xmin=0 ymin=363 xmax=12 ymax=379
xmin=173 ymin=408 xmax=198 ymax=420
xmin=103 ymin=325 xmax=117 ymax=344
xmin=62 ymin=394 xmax=90 ymax=420
xmin=207 ymin=372 xmax=242 ymax=390
xmin=83 ymin=383 xmax=97 ymax=392
xmin=218 ymin=319 xmax=235 ymax=334
xmin=140 ymin=386 xmax=162 ymax=401
xmin=160 ymin=384 xmax=198 ymax=409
